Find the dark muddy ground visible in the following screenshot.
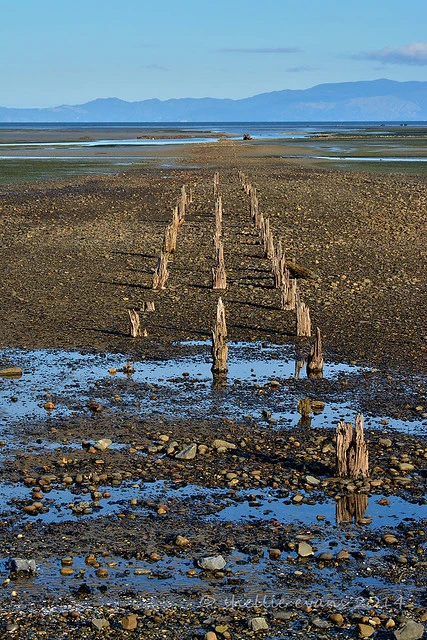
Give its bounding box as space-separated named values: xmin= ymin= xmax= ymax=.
xmin=0 ymin=140 xmax=426 ymax=638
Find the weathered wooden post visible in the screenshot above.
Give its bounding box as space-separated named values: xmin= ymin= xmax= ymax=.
xmin=128 ymin=309 xmax=148 ymax=338
xmin=212 ymin=242 xmax=227 ymax=290
xmin=162 ymin=221 xmax=178 ymax=256
xmin=307 ymin=327 xmax=324 ymax=376
xmin=214 ymin=171 xmax=219 ymax=196
xmin=296 ymin=299 xmax=311 ymax=337
xmin=336 ymin=414 xmax=369 ymax=479
xmin=152 ymin=251 xmax=169 ymax=290
xmin=211 ymin=297 xmax=228 ymax=375
xmin=215 ymin=196 xmax=223 ymax=235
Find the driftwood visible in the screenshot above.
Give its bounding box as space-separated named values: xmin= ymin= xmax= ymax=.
xmin=286 ymin=260 xmax=318 ymax=280
xmin=212 ymin=243 xmax=227 ymax=290
xmin=128 ymin=308 xmax=148 ymax=338
xmin=336 ymin=493 xmax=368 ymax=524
xmin=211 ymin=297 xmax=228 ymax=374
xmin=141 ymin=301 xmax=155 ymax=312
xmin=336 ymin=414 xmax=369 ymax=479
xmin=296 ymin=300 xmax=311 ymax=337
xmin=213 ymin=172 xmax=220 ymax=196
xmin=152 ymin=251 xmax=169 ymax=290
xmin=307 ymin=327 xmax=324 ymax=376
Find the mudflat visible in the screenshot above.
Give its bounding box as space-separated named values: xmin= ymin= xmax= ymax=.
xmin=0 ymin=138 xmax=426 ymax=639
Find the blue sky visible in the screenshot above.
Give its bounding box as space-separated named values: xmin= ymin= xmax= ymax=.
xmin=1 ymin=0 xmax=427 ymax=107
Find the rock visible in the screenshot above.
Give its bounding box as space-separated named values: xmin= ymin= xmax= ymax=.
xmin=336 ymin=550 xmax=350 ymax=561
xmin=94 ymin=438 xmax=112 ymax=451
xmin=92 ymin=618 xmax=110 ymax=630
xmin=212 ymin=439 xmax=236 ymax=451
xmin=175 ymin=535 xmax=190 ymax=547
xmin=383 ymin=534 xmax=399 ymax=545
xmin=311 ymin=400 xmax=325 ymax=413
xmin=297 ymin=542 xmax=313 ymax=557
xmin=292 ymin=494 xmax=304 ymax=504
xmin=175 ymin=443 xmax=197 ymax=460
xmin=0 ymin=366 xmax=22 ymax=377
xmin=121 ymin=614 xmax=138 ymax=630
xmin=357 ymin=623 xmax=375 ymax=637
xmin=330 ymin=613 xmax=344 ymax=625
xmin=44 ymin=401 xmax=55 ymax=411
xmin=248 ymin=617 xmax=269 ymax=631
xmin=306 ymin=475 xmax=320 ymax=486
xmin=198 ymin=555 xmax=226 ymax=571
xmin=8 ymin=558 xmax=36 ymax=574
xmin=317 ymin=552 xmax=334 ymax=561
xmin=313 ymin=618 xmax=330 ymax=628
xmin=268 ymin=548 xmax=281 ymax=559
xmin=399 ymin=463 xmax=415 ymax=472
xmin=394 ymin=620 xmax=425 ymax=640
xmin=379 ymin=438 xmax=392 ymax=448
xmin=205 ymin=633 xmax=218 ymax=640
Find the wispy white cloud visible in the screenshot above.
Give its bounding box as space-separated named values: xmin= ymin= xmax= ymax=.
xmin=357 ymin=42 xmax=427 ymax=66
xmin=286 ymin=65 xmax=318 ymax=73
xmin=219 ymin=47 xmax=301 ymax=54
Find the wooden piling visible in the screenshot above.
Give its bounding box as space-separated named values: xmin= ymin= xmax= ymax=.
xmin=307 ymin=327 xmax=324 ymax=375
xmin=128 ymin=309 xmax=148 ymax=338
xmin=212 ymin=242 xmax=227 ymax=290
xmin=213 ymin=172 xmax=220 ymax=196
xmin=152 ymin=251 xmax=169 ymax=290
xmin=211 ymin=297 xmax=228 ymax=374
xmin=296 ymin=299 xmax=311 ymax=337
xmin=336 ymin=414 xmax=369 ymax=479
xmin=215 ymin=196 xmax=223 ymax=235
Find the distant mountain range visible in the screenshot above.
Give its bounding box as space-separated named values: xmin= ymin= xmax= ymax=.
xmin=1 ymin=79 xmax=427 ymax=122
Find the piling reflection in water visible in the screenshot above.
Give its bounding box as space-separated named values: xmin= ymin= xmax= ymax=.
xmin=336 ymin=493 xmax=369 ymax=524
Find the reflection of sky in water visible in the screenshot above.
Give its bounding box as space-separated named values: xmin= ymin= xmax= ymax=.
xmin=0 ymin=344 xmax=425 ymax=437
xmin=0 ymin=479 xmax=424 ymax=529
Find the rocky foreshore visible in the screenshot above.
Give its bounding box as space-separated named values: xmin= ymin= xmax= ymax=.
xmin=0 ymin=142 xmax=426 ymax=638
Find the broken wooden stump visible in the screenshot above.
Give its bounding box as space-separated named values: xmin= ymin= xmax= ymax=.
xmin=128 ymin=309 xmax=148 ymax=338
xmin=212 ymin=243 xmax=227 ymax=290
xmin=336 ymin=413 xmax=369 ymax=479
xmin=215 ymin=195 xmax=223 ymax=236
xmin=141 ymin=301 xmax=155 ymax=312
xmin=307 ymin=327 xmax=324 ymax=377
xmin=265 ymin=230 xmax=275 ymax=260
xmin=296 ymin=299 xmax=311 ymax=337
xmin=213 ymin=171 xmax=220 ymax=196
xmin=152 ymin=251 xmax=169 ymax=290
xmin=211 ymin=297 xmax=228 ymax=375
xmin=162 ymin=221 xmax=178 ymax=256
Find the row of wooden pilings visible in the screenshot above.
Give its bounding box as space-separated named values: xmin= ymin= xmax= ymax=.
xmin=128 ymin=171 xmax=368 ymax=480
